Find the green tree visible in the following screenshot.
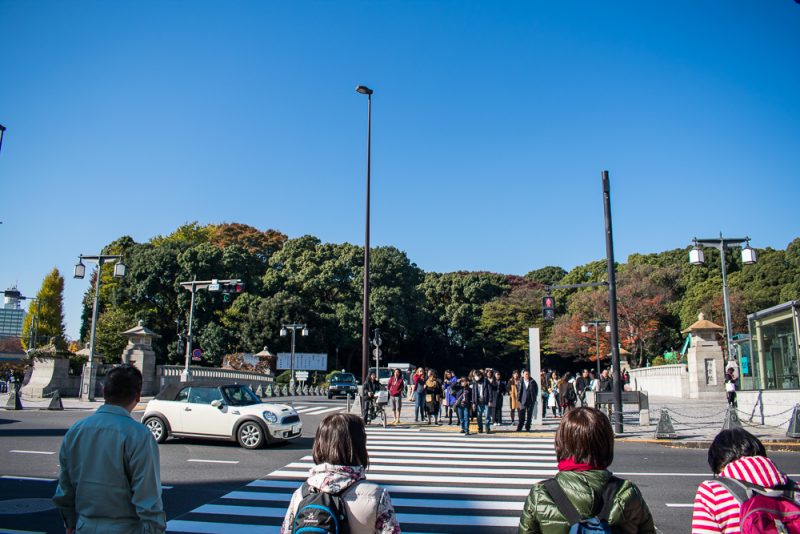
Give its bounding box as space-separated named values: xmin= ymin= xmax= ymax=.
xmin=94 ymin=307 xmax=136 ymax=363
xmin=21 ymin=268 xmax=66 ymax=349
xmin=524 ymin=266 xmax=567 ymax=287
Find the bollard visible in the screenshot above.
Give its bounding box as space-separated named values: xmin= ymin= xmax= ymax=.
xmin=5 ymin=386 xmax=23 ymax=410
xmin=47 ymin=389 xmax=64 ymax=411
xmin=638 ymin=392 xmax=650 ymax=426
xmin=349 ymin=394 xmax=362 ymax=415
xmin=722 ymin=405 xmax=742 ymax=431
xmin=654 ymin=408 xmax=677 ymax=439
xmin=787 ymin=404 xmax=800 ymax=439
xmin=255 ymin=385 xmax=264 ymax=398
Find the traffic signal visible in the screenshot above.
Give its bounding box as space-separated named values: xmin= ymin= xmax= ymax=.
xmin=221 ymin=281 xmax=245 ymax=303
xmin=542 ymin=295 xmax=555 ymax=321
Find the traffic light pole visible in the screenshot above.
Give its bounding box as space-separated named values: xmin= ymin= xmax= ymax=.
xmin=179 ymin=277 xmax=242 ymax=382
xmin=602 ymin=170 xmax=623 ymax=434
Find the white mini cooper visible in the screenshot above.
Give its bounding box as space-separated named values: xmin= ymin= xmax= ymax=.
xmin=142 ymin=382 xmax=302 ymax=449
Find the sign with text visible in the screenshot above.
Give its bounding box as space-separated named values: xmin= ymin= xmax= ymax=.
xmin=276 ymin=352 xmax=327 ymax=371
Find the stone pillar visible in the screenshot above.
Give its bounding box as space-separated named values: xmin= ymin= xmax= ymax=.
xmin=21 ymin=348 xmax=76 ymax=399
xmin=683 ymin=313 xmax=726 ymax=399
xmin=120 ymin=321 xmax=161 ymax=396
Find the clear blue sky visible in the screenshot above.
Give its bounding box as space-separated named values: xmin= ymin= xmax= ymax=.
xmin=1 ymin=1 xmax=798 ymax=340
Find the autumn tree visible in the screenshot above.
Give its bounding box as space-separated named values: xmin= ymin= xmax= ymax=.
xmin=21 ymin=268 xmax=66 ymax=349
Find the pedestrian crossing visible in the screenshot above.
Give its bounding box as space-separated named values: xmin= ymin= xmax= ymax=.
xmin=291 ymin=404 xmax=347 ymax=416
xmin=166 ymin=427 xmax=557 ymax=533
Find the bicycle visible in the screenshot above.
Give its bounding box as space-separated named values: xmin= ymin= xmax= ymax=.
xmin=364 ymin=392 xmax=388 ymax=428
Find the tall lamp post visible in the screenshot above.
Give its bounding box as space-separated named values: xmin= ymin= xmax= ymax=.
xmin=74 ymin=254 xmax=125 ymax=401
xmin=689 ymin=233 xmax=757 ymax=366
xmin=581 ymin=320 xmax=610 ymax=376
xmin=356 ymin=84 xmax=373 ymax=386
xmin=0 ymin=124 xmax=6 ymax=154
xmin=281 ymin=323 xmax=308 ymax=391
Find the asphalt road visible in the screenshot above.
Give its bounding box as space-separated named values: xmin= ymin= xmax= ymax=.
xmin=1 ymin=399 xmax=799 ymax=533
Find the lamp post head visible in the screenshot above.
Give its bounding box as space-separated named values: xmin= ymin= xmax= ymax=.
xmin=355 ymin=85 xmax=373 ymax=95
xmin=689 ymin=241 xmax=705 ymax=266
xmin=280 ymin=327 xmax=287 ymax=337
xmin=301 ymin=327 xmax=309 ymax=337
xmin=74 ymin=259 xmax=86 ymax=279
xmin=605 ymin=324 xmax=611 ymax=333
xmin=0 ymin=124 xmax=5 ymax=153
xmin=113 ymin=261 xmax=126 ymax=278
xmin=741 ymin=239 xmax=757 ymax=265
xmin=581 ymin=325 xmax=589 ymax=333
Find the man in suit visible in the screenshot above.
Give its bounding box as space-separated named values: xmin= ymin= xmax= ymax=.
xmin=516 ymin=369 xmax=538 ymax=432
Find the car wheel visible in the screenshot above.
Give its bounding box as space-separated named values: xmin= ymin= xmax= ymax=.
xmin=144 ymin=417 xmax=167 ymax=444
xmin=237 ymin=421 xmax=266 ymax=449
xmin=327 ymin=392 xmax=332 ymax=399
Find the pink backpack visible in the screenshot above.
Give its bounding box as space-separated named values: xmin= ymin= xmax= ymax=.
xmin=717 ymin=477 xmax=800 ymax=533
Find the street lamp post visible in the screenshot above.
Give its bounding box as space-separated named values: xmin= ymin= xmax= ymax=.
xmin=356 ymin=84 xmax=373 ymax=387
xmin=281 ymin=324 xmax=308 ymax=391
xmin=581 ymin=320 xmax=610 ymax=376
xmin=689 ymin=233 xmax=757 ymax=366
xmin=74 ymin=254 xmax=125 ymax=401
xmin=0 ymin=124 xmax=6 ymax=154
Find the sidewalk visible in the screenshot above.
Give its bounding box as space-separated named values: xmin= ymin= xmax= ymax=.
xmin=616 ymin=395 xmax=800 ymax=450
xmin=0 ymin=392 xmax=156 ymax=411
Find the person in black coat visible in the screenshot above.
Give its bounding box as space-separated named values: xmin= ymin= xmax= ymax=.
xmin=491 ymin=370 xmax=507 ymax=425
xmin=516 ymin=369 xmax=539 ymax=432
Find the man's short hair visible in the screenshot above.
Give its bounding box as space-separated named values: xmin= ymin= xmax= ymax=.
xmin=103 ymin=364 xmax=143 ymax=406
xmin=555 ymin=407 xmax=614 ymax=468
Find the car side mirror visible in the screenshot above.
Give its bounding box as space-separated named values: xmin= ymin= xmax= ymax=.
xmin=211 ymin=400 xmax=223 ymax=409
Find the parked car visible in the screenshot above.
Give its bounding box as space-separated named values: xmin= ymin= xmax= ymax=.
xmin=142 ymin=382 xmax=302 ymax=449
xmin=327 ymin=372 xmax=358 ymax=399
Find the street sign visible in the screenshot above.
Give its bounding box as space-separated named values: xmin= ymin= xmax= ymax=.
xmin=295 ymin=371 xmax=309 ymax=381
xmin=208 ymin=283 xmax=220 ymax=292
xmin=372 ymin=348 xmax=382 ymax=358
xmin=192 ymin=348 xmax=203 ymax=361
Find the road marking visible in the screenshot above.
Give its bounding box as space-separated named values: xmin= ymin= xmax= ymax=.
xmin=194 ymin=504 xmax=286 ymax=517
xmin=368 ymin=450 xmax=556 ymax=460
xmin=162 ymin=485 xmax=174 ymax=490
xmin=167 ymin=520 xmax=278 ymax=533
xmin=299 ymin=454 xmax=554 ymax=468
xmin=0 ymin=475 xmax=57 ymax=483
xmin=301 ymin=406 xmax=343 ymax=415
xmin=0 ymin=530 xmax=47 ymax=534
xmin=616 ymin=472 xmax=714 ymax=477
xmin=666 ymin=503 xmax=694 ymax=507
xmin=9 ymin=450 xmax=55 ymax=455
xmin=248 ymin=479 xmax=531 ymax=497
xmin=187 ymin=459 xmax=240 ymax=464
xmin=286 ymin=461 xmax=554 ymax=476
xmin=268 ymin=470 xmax=549 ymax=485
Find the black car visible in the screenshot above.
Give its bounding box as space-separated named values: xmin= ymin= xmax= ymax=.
xmin=328 ymin=372 xmax=358 ymax=399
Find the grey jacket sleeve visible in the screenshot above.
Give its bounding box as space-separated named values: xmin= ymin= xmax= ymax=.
xmin=52 ymin=438 xmax=77 ymax=529
xmin=127 ymin=432 xmax=166 ymax=534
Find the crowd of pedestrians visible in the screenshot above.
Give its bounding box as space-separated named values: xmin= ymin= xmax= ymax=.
xmin=48 ymin=363 xmax=800 ymax=534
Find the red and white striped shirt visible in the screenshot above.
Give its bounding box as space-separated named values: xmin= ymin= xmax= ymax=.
xmin=691 ymin=455 xmax=789 ymax=533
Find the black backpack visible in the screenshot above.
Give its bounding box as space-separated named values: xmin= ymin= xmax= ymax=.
xmin=543 ymin=476 xmax=624 ymax=533
xmin=292 ymin=482 xmax=350 ymax=534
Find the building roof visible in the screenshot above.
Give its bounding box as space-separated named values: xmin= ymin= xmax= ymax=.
xmin=120 ymin=320 xmax=161 ymax=338
xmin=747 ymin=300 xmax=800 ymax=321
xmin=681 ymin=312 xmax=724 ymax=334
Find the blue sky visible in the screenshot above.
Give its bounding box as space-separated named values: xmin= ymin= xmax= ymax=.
xmin=1 ymin=1 xmax=798 ymax=339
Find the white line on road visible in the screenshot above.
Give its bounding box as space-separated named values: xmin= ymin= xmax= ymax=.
xmin=187 ymin=459 xmax=240 ymax=464
xmin=167 ymin=520 xmax=278 ymax=533
xmin=9 ymin=450 xmax=55 ymax=455
xmin=369 ymin=444 xmax=552 ymax=454
xmin=286 ymin=461 xmax=555 ymax=476
xmin=301 ymin=406 xmax=343 ymax=415
xmin=0 ymin=475 xmax=57 ymax=482
xmin=665 ymin=503 xmax=694 ymax=507
xmin=268 ymin=470 xmax=549 ymax=485
xmin=367 ymin=450 xmax=556 ymax=460
xmin=249 ymin=478 xmax=531 ymax=497
xmin=194 ymin=504 xmax=286 ymax=518
xmin=299 ymin=454 xmax=555 ymax=468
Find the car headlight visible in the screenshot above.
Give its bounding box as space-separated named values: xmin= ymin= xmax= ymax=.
xmin=262 ymin=411 xmax=278 ymax=423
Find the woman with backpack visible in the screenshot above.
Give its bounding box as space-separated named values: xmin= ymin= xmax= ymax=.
xmin=518 ymin=407 xmax=656 ymax=533
xmin=691 ymin=428 xmax=799 ymax=533
xmin=282 ymin=413 xmax=402 ymax=534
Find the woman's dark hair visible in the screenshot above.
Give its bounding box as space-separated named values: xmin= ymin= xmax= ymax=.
xmin=103 ymin=364 xmax=143 ymax=406
xmin=312 ymin=413 xmax=369 ymax=468
xmin=708 ymin=428 xmax=766 ymax=474
xmin=555 ymin=407 xmax=614 ymax=468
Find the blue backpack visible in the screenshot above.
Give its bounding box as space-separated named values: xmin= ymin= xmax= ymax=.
xmin=292 ymin=482 xmax=350 ymax=534
xmin=543 ymin=476 xmax=624 ymax=533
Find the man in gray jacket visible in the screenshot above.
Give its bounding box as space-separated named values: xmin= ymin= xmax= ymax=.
xmin=53 ymin=364 xmax=165 ymax=533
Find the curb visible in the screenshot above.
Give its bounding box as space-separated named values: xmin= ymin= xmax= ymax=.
xmin=617 ymin=437 xmax=800 ymax=452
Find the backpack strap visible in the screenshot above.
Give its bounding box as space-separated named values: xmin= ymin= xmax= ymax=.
xmin=598 ymin=476 xmax=625 ymax=521
xmin=715 ymin=476 xmax=750 ymax=504
xmin=543 ymin=478 xmax=582 ymax=525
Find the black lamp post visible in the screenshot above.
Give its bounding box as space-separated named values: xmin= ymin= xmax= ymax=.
xmin=0 ymin=124 xmax=6 ymax=154
xmin=356 ymin=84 xmax=373 ymax=387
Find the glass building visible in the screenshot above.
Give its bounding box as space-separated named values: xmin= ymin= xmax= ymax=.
xmin=743 ymin=300 xmax=800 ymax=391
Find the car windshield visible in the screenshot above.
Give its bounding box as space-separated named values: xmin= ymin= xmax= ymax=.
xmin=221 ymin=385 xmax=261 ymax=406
xmin=331 ymin=373 xmax=356 ymax=383
xmin=369 ymin=368 xmax=393 ymax=380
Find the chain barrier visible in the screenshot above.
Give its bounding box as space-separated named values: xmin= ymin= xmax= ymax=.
xmin=663 ymin=407 xmax=729 ymax=420
xmin=736 ymin=405 xmax=797 ymax=419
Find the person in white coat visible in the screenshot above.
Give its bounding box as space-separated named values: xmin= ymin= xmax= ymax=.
xmin=281 ymin=413 xmax=401 ymax=534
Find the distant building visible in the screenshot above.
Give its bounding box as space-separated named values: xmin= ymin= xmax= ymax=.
xmin=0 ymin=287 xmax=25 ymax=338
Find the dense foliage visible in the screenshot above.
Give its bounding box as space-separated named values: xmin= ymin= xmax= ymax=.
xmin=78 ymin=223 xmax=800 ymax=373
xmin=21 ymin=268 xmax=66 ymax=349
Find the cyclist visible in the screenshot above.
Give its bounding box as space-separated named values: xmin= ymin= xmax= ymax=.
xmin=362 ymin=372 xmax=382 ymax=423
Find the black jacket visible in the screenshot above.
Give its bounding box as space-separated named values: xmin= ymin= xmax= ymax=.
xmin=364 ymin=379 xmax=381 ymax=396
xmin=517 ymin=378 xmax=538 ymax=408
xmin=486 ymin=379 xmax=506 ymax=407
xmin=472 ymin=378 xmax=489 ymax=406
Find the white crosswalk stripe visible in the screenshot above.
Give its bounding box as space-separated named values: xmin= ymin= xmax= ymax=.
xmin=167 ymin=428 xmax=556 ymax=533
